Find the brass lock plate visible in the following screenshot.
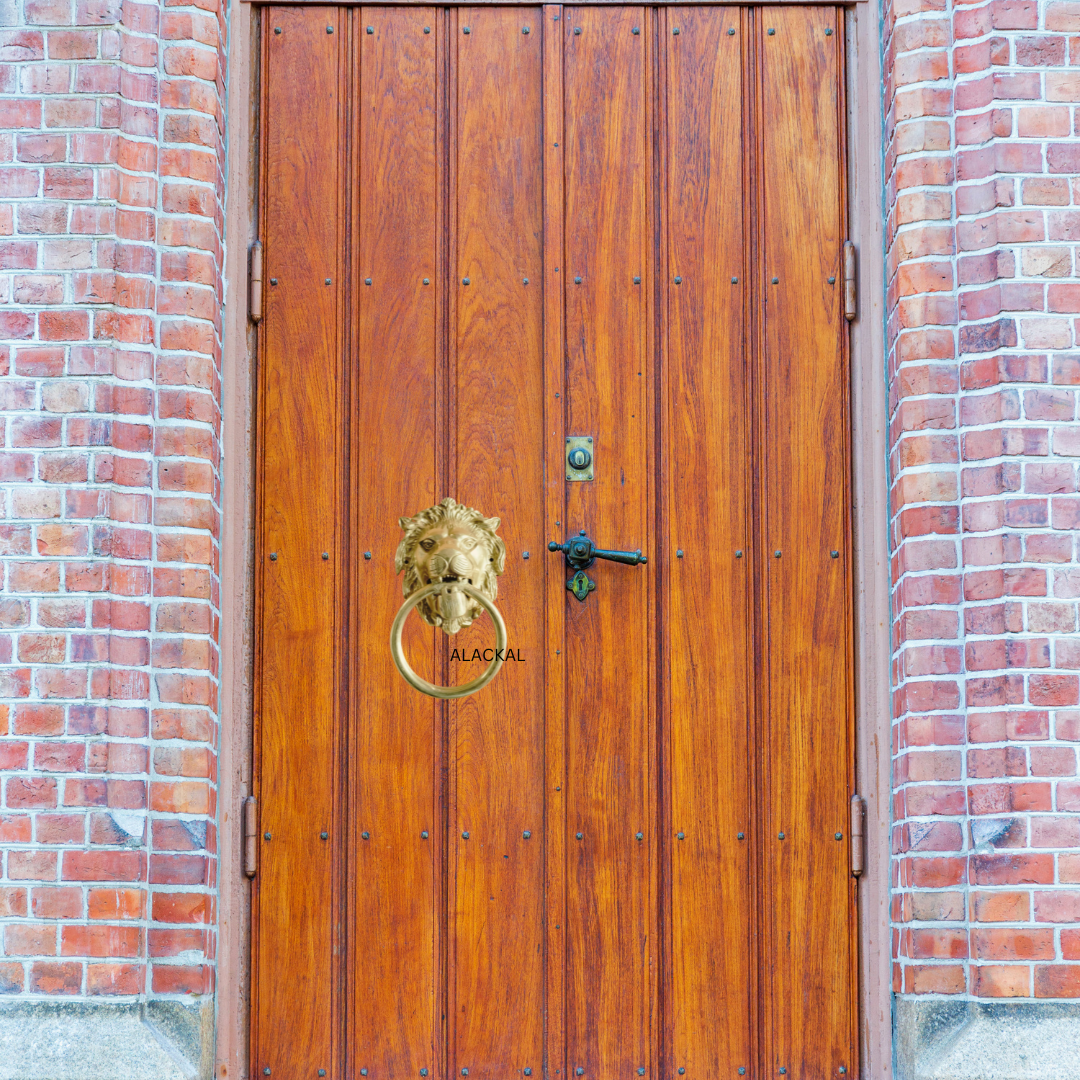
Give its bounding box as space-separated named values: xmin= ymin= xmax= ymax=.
xmin=565 ymin=435 xmax=594 ymax=482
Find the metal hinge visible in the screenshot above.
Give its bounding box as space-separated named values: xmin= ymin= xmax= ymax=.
xmin=244 ymin=796 xmax=258 ymax=877
xmin=843 ymin=240 xmax=856 ymax=322
xmin=850 ymin=793 xmax=865 ymax=877
xmin=249 ymin=241 xmax=264 ymax=323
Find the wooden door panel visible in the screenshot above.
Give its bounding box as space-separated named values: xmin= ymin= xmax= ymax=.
xmin=351 ymin=8 xmax=440 ymax=1076
xmin=563 ymin=7 xmax=653 ymax=1076
xmin=760 ymin=6 xmax=856 ymax=1077
xmin=663 ymin=7 xmax=752 ymax=1076
xmin=256 ymin=8 xmax=342 ymax=1078
xmin=451 ymin=7 xmax=546 ymax=1076
xmin=256 ymin=8 xmax=856 ymax=1078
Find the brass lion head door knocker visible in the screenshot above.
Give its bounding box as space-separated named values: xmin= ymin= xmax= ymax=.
xmin=390 ymin=497 xmax=507 ymax=699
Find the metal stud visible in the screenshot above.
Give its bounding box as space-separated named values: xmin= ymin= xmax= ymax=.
xmin=839 ymin=1070 xmax=847 ymax=1075
xmin=365 ymin=277 xmax=372 ymax=285
xmin=462 ymin=831 xmax=470 ymax=839
xmin=633 ymin=276 xmax=641 ymax=284
xmin=767 ymin=27 xmax=775 ymax=35
xmin=274 ymin=27 xmax=281 ymax=34
xmin=632 ymin=26 xmax=640 ymax=34
xmin=361 ymin=1072 xmax=367 ymax=1077
xmin=421 ymin=831 xmax=428 ymax=839
xmin=463 ymin=277 xmax=470 ymax=285
xmin=264 ymin=832 xmax=271 ymax=841
xmin=577 ymin=1070 xmax=584 ymax=1077
xmin=366 ymin=26 xmax=373 ymax=33
xmin=523 ymin=551 xmax=530 ymax=559
xmin=364 ymin=551 xmax=372 ymax=560
xmin=522 ymin=278 xmax=529 ymax=285
xmin=673 ymin=27 xmax=679 ymax=34
xmin=421 ymin=1072 xmax=428 ymax=1077
xmin=269 ymin=552 xmax=277 ymax=561
xmin=731 ymin=276 xmax=738 ymax=284
xmin=523 ymin=26 xmax=530 ymax=33
xmin=423 ymin=278 xmax=430 ymax=285
xmin=576 ymin=832 xmax=583 ymax=840
xmin=463 ymin=26 xmax=470 ymax=34
xmin=463 ymin=1070 xmax=469 ymax=1076
xmin=774 ymin=550 xmax=782 ymax=558
xmin=325 ymin=277 xmax=331 ymax=285
xmin=735 ymin=550 xmax=743 ymax=558
xmin=320 ymin=831 xmax=328 ymax=840
xmin=636 ymin=832 xmax=644 ymax=841
xmin=574 ymin=27 xmax=581 ymax=34
xmin=523 ymin=830 xmax=531 ymax=839
xmin=825 ymin=27 xmax=833 ymax=35
xmin=424 ymin=26 xmax=430 ymax=33
xmin=674 ymin=276 xmax=682 ymax=284
xmin=738 ymin=832 xmax=745 ymax=840
xmin=264 ymin=1070 xmax=271 ymax=1076
xmin=362 ymin=831 xmax=370 ymax=840
xmin=828 ymin=276 xmax=836 ymax=284
xmin=326 ymin=26 xmax=333 ymax=34
xmin=322 ymin=552 xmax=329 ymax=560
xmin=835 ymin=832 xmax=843 ymax=840
xmin=677 ymin=832 xmax=685 ymax=840
xmin=575 ymin=276 xmax=582 ymax=284
xmin=831 ymin=550 xmax=839 ymax=558
xmin=525 ymin=1072 xmax=532 ymax=1077
xmin=319 ymin=1072 xmax=326 ymax=1077
xmin=639 ymin=1071 xmax=646 ymax=1077
xmin=728 ymin=27 xmax=736 ymax=34
xmin=679 ymin=1071 xmax=685 ymax=1076
xmin=676 ymin=549 xmax=684 ymax=558
xmin=778 ymin=832 xmax=786 ymax=840
xmin=772 ymin=277 xmax=779 ymax=284
xmin=270 ymin=278 xmax=278 ymax=285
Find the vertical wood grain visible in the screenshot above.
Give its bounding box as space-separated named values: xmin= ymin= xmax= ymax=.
xmin=541 ymin=8 xmax=568 ymax=1076
xmin=563 ymin=8 xmax=652 ymax=1076
xmin=351 ymin=8 xmax=440 ymax=1076
xmin=662 ymin=7 xmax=752 ymax=1077
xmin=759 ymin=6 xmax=857 ymax=1077
xmin=450 ymin=8 xmax=546 ymax=1077
xmin=255 ymin=8 xmax=341 ymax=1078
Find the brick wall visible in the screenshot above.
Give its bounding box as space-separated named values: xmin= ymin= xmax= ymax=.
xmin=0 ymin=0 xmax=223 ymax=1003
xmin=887 ymin=0 xmax=1080 ymax=999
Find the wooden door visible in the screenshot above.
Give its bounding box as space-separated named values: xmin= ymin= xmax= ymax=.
xmin=253 ymin=7 xmax=857 ymax=1080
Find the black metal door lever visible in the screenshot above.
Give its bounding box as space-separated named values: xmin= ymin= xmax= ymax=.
xmin=548 ymin=530 xmax=648 ymax=571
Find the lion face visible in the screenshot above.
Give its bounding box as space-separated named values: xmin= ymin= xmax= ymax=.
xmin=396 ymin=498 xmax=506 ymax=634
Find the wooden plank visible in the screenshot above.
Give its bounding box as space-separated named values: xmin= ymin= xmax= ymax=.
xmin=562 ymin=7 xmax=652 ymax=1076
xmin=351 ymin=7 xmax=440 ymax=1077
xmin=541 ymin=7 xmax=568 ymax=1077
xmin=449 ymin=7 xmax=546 ymax=1077
xmin=662 ymin=7 xmax=752 ymax=1077
xmin=255 ymin=7 xmax=341 ymax=1078
xmin=759 ymin=6 xmax=857 ymax=1077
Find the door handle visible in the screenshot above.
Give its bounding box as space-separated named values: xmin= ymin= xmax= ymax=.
xmin=548 ymin=530 xmax=647 ymax=601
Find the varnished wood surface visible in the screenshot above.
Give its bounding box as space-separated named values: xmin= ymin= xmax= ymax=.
xmin=450 ymin=8 xmax=546 ymax=1075
xmin=351 ymin=8 xmax=440 ymax=1076
xmin=562 ymin=7 xmax=652 ymax=1075
xmin=255 ymin=7 xmax=341 ymax=1078
xmin=255 ymin=8 xmax=856 ymax=1078
xmin=759 ymin=6 xmax=857 ymax=1077
xmin=662 ymin=7 xmax=752 ymax=1075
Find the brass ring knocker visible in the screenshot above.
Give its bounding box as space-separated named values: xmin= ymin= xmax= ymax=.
xmin=390 ymin=582 xmax=507 ymax=699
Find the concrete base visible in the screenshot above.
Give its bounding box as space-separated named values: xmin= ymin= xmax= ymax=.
xmin=895 ymin=998 xmax=1080 ymax=1080
xmin=0 ymin=1001 xmax=212 ymax=1080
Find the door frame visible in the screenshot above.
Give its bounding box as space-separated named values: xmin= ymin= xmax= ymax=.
xmin=214 ymin=1 xmax=891 ymax=1078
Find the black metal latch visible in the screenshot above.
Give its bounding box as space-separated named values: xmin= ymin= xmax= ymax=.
xmin=548 ymin=530 xmax=647 ymax=602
